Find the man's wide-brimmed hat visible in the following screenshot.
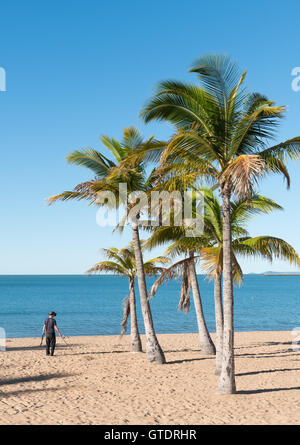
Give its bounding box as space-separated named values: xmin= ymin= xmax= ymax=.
xmin=49 ymin=311 xmax=57 ymax=316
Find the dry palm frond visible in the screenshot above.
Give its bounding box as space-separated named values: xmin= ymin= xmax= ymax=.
xmin=46 ymin=190 xmax=91 ymax=205
xmin=120 ymin=296 xmax=130 ymax=337
xmin=74 ymin=180 xmax=97 ymax=194
xmin=200 ymin=246 xmax=222 ymax=280
xmin=149 ymin=257 xmax=193 ymax=298
xmin=232 ymin=253 xmax=244 ymax=286
xmin=222 ymin=154 xmax=265 ymax=197
xmin=47 ymin=180 xmax=99 ymax=206
xmin=200 ymin=246 xmax=243 ymax=286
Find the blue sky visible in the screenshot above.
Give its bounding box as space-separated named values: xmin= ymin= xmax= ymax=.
xmin=1 ymin=0 xmax=300 ymax=274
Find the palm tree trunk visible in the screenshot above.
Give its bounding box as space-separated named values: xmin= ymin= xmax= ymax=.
xmin=129 ymin=278 xmax=142 ymax=352
xmin=131 ymin=222 xmax=166 ymax=364
xmin=217 ymin=186 xmax=236 ymax=394
xmin=188 ymin=253 xmax=216 ymax=355
xmin=214 ymin=271 xmax=223 ymax=375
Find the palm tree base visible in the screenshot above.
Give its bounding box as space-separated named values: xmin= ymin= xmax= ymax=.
xmin=147 ymin=355 xmax=166 ymax=364
xmin=146 ymin=340 xmax=166 ymax=364
xmin=131 ymin=339 xmax=143 ymax=353
xmin=200 ymin=342 xmax=216 ymax=355
xmin=216 ymin=386 xmax=236 ymax=395
xmin=216 ymin=378 xmax=236 ymax=394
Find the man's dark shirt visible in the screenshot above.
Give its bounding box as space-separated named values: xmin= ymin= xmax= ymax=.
xmin=44 ymin=318 xmax=57 ymax=334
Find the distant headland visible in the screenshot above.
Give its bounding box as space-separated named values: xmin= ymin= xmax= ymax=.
xmin=263 ymin=271 xmax=300 ymax=276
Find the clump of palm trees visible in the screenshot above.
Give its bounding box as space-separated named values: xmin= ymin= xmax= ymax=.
xmin=86 ymin=243 xmax=169 ymax=353
xmin=48 ymin=54 xmax=300 ymax=394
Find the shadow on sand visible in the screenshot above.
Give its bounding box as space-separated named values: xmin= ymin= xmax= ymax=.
xmin=62 ymin=350 xmax=129 ymax=357
xmin=0 ymin=373 xmax=74 ymax=386
xmin=236 ymin=349 xmax=300 ymax=360
xmin=235 ymin=341 xmax=293 ymax=350
xmin=167 ymin=357 xmax=214 ymax=365
xmin=164 ymin=348 xmax=202 ymax=353
xmin=238 ymin=386 xmax=300 ymax=395
xmin=1 ymin=385 xmax=76 ymax=398
xmin=236 ymin=367 xmax=300 ymax=377
xmin=0 ymin=373 xmax=76 ymax=398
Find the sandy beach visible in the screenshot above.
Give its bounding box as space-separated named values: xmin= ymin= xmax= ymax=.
xmin=0 ymin=331 xmax=299 ymax=425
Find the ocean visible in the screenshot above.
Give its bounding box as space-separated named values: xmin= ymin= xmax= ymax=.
xmin=0 ymin=274 xmax=299 ymax=338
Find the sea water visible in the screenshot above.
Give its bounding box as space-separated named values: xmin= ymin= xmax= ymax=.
xmin=0 ymin=274 xmax=299 ymax=338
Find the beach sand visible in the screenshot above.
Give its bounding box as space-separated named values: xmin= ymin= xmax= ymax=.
xmin=0 ymin=331 xmax=299 ymax=425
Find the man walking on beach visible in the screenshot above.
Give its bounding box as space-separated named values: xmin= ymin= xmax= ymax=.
xmin=42 ymin=311 xmax=63 ymax=356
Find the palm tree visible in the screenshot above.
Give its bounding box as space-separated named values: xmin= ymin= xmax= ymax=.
xmin=48 ymin=127 xmax=167 ymax=364
xmin=86 ymin=243 xmax=169 ymax=353
xmin=145 ymin=224 xmax=216 ymax=355
xmin=140 ymin=54 xmax=300 ymax=393
xmin=201 ymin=192 xmax=300 ymax=375
xmin=148 ymin=191 xmax=300 ymax=375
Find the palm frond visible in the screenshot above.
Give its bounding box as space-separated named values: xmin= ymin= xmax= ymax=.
xmin=100 ymin=135 xmax=125 ymax=163
xmin=85 ymin=261 xmax=127 ymax=275
xmin=237 ymin=236 xmax=300 ymax=266
xmin=230 ymin=96 xmax=286 ymax=158
xmin=66 ymin=149 xmax=114 ymax=176
xmin=189 ymin=54 xmax=244 ymax=109
xmin=141 ymin=80 xmax=216 ymax=137
xmin=46 ymin=190 xmax=93 ymax=205
xmin=160 ymin=129 xmax=221 ymax=165
xmin=230 ymin=194 xmax=282 ymax=225
xmin=259 ymin=136 xmax=300 ymax=162
xmin=149 ymin=257 xmax=192 ymax=298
